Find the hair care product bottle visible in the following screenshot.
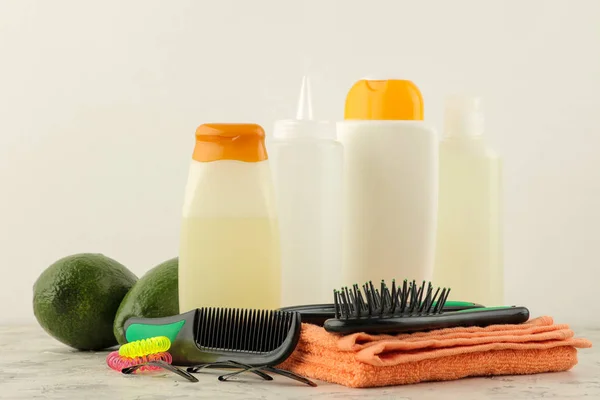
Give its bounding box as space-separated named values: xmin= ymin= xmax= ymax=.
xmin=337 ymin=78 xmax=438 ymax=286
xmin=179 ymin=123 xmax=281 ymax=312
xmin=434 ymin=96 xmax=503 ymax=305
xmin=270 ymin=77 xmax=343 ymax=306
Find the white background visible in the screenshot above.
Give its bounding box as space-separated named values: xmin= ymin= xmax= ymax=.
xmin=1 ymin=0 xmax=599 ymax=325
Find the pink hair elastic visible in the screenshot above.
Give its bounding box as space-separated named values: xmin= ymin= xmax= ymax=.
xmin=106 ymin=351 xmax=173 ymax=373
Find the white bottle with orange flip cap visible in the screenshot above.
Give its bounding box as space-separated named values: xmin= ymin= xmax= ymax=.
xmin=337 ymin=79 xmax=438 ymax=286
xmin=178 ymin=124 xmax=281 ymax=312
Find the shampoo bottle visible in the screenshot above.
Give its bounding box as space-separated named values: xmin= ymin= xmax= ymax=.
xmin=433 ymin=96 xmax=503 ymax=305
xmin=270 ymin=77 xmax=343 ymax=306
xmin=337 ymin=79 xmax=438 ymax=286
xmin=179 ymin=123 xmax=281 ymax=312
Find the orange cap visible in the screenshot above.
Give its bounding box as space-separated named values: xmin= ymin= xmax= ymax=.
xmin=192 ymin=123 xmax=268 ymax=162
xmin=344 ymin=79 xmax=424 ymax=120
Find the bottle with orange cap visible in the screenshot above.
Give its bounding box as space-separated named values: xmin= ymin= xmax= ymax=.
xmin=178 ymin=123 xmax=281 ymax=312
xmin=338 ymin=78 xmax=438 ymax=286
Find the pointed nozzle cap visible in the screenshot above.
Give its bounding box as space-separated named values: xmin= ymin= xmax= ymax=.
xmin=273 ymin=76 xmax=336 ymax=139
xmin=296 ymin=75 xmax=313 ymax=120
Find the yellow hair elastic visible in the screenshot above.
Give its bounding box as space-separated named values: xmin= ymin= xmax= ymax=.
xmin=119 ymin=336 xmax=171 ymax=358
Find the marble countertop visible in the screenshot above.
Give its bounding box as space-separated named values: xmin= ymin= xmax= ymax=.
xmin=0 ymin=325 xmax=598 ymax=399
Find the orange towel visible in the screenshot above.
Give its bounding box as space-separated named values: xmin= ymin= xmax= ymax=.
xmin=279 ymin=316 xmax=592 ymax=388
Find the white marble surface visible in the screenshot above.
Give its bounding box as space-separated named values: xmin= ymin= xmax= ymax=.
xmin=0 ymin=325 xmax=598 ymax=400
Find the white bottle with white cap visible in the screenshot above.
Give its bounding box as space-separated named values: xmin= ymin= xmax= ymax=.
xmin=433 ymin=96 xmax=503 ymax=306
xmin=270 ymin=76 xmax=343 ymax=306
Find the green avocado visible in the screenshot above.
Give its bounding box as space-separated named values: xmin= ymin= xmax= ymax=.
xmin=113 ymin=257 xmax=179 ymax=345
xmin=33 ymin=253 xmax=138 ymax=351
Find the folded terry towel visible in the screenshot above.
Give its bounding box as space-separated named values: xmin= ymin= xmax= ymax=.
xmin=279 ymin=316 xmax=592 ymax=388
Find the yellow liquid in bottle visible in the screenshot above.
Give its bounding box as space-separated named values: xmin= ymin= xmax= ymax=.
xmin=434 ymin=139 xmax=503 ymax=306
xmin=178 ymin=216 xmax=281 ymax=312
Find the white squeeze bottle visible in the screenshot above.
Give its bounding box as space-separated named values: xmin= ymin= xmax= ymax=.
xmin=179 ymin=123 xmax=281 ymax=312
xmin=338 ymin=79 xmax=438 ymax=286
xmin=434 ymin=96 xmax=503 ymax=305
xmin=270 ymin=76 xmax=343 ymax=306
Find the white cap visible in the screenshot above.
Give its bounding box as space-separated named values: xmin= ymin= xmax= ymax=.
xmin=444 ymin=95 xmax=485 ymax=137
xmin=273 ymin=76 xmax=336 ymax=139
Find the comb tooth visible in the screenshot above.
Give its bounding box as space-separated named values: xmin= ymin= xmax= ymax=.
xmin=267 ymin=311 xmax=279 ymax=351
xmin=208 ymin=308 xmax=216 ymax=348
xmin=215 ymin=308 xmax=223 ymax=348
xmin=219 ymin=308 xmax=226 ymax=348
xmin=243 ymin=309 xmax=249 ymax=349
xmin=228 ymin=308 xmax=235 ymax=350
xmin=280 ymin=312 xmax=287 ymax=347
xmin=241 ymin=308 xmax=249 ymax=351
xmin=222 ymin=308 xmax=230 ymax=350
xmin=262 ymin=310 xmax=270 ymax=352
xmin=248 ymin=309 xmax=255 ymax=351
xmin=199 ymin=308 xmax=207 ymax=348
xmin=282 ymin=312 xmax=290 ymax=346
xmin=273 ymin=312 xmax=280 ymax=349
xmin=234 ymin=308 xmax=241 ymax=350
xmin=231 ymin=308 xmax=238 ymax=349
xmin=256 ymin=309 xmax=263 ymax=352
xmin=257 ymin=310 xmax=264 ymax=352
xmin=251 ymin=309 xmax=260 ymax=352
xmin=272 ymin=312 xmax=281 ymax=348
xmin=264 ymin=311 xmax=271 ymax=351
xmin=213 ymin=307 xmax=219 ymax=348
xmin=203 ymin=308 xmax=211 ymax=348
xmin=219 ymin=308 xmax=225 ymax=349
xmin=197 ymin=308 xmax=205 ymax=346
xmin=334 ymin=290 xmax=340 ymax=319
xmin=260 ymin=309 xmax=267 ymax=352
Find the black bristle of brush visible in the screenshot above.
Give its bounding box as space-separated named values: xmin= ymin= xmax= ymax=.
xmin=332 ymin=280 xmax=449 ymax=319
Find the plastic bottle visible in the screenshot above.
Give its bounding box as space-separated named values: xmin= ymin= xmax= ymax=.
xmin=337 ymin=78 xmax=438 ymax=286
xmin=269 ymin=76 xmax=343 ymax=306
xmin=179 ymin=123 xmax=281 ymax=312
xmin=434 ymin=96 xmax=503 ymax=305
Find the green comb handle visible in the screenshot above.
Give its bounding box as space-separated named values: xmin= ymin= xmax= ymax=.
xmin=124 ymin=313 xmax=195 ymax=343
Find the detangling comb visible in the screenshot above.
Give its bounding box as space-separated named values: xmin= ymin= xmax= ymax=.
xmin=122 ymin=308 xmax=316 ymax=386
